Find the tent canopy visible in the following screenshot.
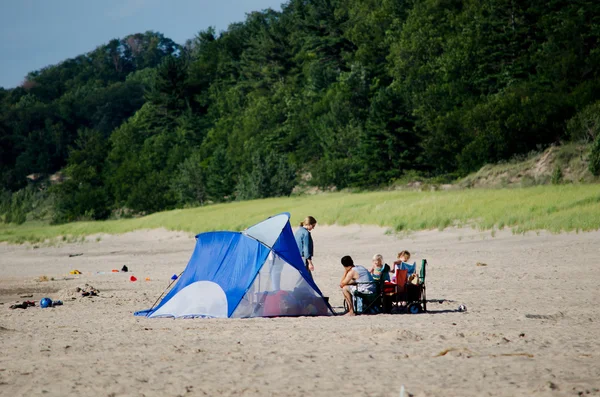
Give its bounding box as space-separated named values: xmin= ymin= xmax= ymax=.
xmin=135 ymin=213 xmax=332 ymax=318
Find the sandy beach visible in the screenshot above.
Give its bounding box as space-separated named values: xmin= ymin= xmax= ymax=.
xmin=1 ymin=225 xmax=599 ymax=396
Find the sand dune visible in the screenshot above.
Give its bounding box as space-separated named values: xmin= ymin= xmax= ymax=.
xmin=1 ymin=225 xmax=599 ymax=396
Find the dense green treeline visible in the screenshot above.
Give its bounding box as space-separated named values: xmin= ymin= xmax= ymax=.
xmin=1 ymin=0 xmax=600 ymax=223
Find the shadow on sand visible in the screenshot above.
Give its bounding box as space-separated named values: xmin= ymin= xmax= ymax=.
xmin=330 ymin=297 xmax=464 ymax=316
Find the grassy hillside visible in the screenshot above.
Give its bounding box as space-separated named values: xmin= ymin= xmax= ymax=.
xmin=1 ymin=184 xmax=599 ymax=244
xmin=458 ymin=144 xmax=594 ymax=188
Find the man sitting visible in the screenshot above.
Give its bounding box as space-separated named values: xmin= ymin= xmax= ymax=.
xmin=339 ymin=255 xmax=376 ymax=316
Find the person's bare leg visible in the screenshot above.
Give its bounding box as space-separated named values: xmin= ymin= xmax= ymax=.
xmin=342 ymin=287 xmax=355 ymax=316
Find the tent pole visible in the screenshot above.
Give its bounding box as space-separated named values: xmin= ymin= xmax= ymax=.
xmin=149 ymin=271 xmax=183 ymax=310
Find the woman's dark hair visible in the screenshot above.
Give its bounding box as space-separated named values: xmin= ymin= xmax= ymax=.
xmin=341 ymin=255 xmax=354 ymax=267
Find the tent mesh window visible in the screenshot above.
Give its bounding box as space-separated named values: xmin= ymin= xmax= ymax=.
xmin=232 ymin=252 xmax=329 ymax=318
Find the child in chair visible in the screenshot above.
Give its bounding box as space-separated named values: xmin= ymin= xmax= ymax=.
xmin=370 ymin=254 xmax=385 ymax=280
xmin=391 ymin=250 xmax=411 ymax=283
xmin=393 ymin=250 xmax=411 ymax=270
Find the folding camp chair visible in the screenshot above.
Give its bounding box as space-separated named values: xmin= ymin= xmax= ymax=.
xmin=419 ymin=259 xmax=427 ymax=312
xmin=390 ymin=268 xmax=408 ymax=310
xmin=344 ymin=264 xmax=390 ymax=315
xmin=389 ymin=259 xmax=428 ymax=314
xmin=406 ymin=259 xmax=427 ymax=313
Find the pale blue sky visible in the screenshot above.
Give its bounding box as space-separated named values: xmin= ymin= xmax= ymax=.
xmin=0 ymin=0 xmax=283 ymax=88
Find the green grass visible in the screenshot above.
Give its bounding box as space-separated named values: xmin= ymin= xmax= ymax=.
xmin=1 ymin=185 xmax=600 ymax=244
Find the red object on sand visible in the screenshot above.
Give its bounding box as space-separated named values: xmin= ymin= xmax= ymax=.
xmin=130 ymin=275 xmax=137 ymax=282
xmin=262 ymin=290 xmax=299 ymax=316
xmin=111 ymin=269 xmax=119 ymax=273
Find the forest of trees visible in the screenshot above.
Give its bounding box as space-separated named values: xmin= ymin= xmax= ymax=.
xmin=1 ymin=0 xmax=600 ymax=224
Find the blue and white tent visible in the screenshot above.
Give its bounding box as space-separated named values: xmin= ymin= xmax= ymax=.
xmin=135 ymin=213 xmax=333 ymax=318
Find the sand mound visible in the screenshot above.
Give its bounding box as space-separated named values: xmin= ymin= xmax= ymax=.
xmin=57 ymin=283 xmax=100 ymax=300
